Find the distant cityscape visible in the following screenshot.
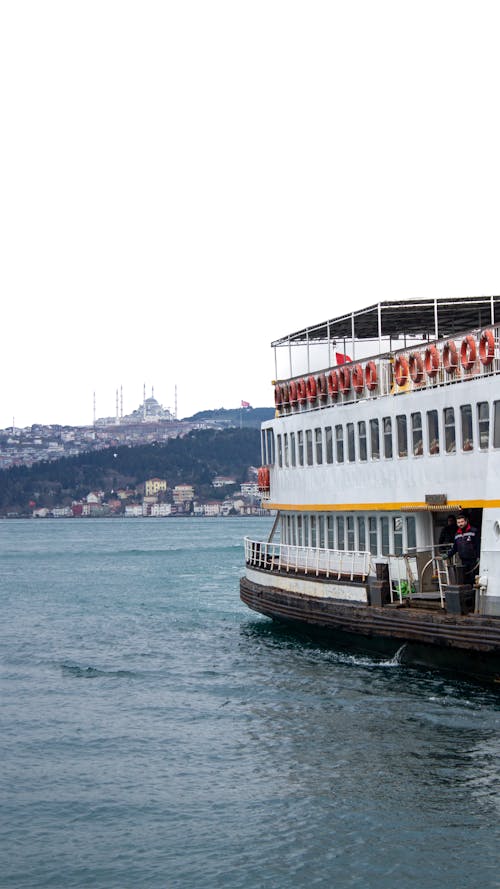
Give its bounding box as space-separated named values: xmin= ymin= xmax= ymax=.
xmin=0 ymin=389 xmax=259 ymax=471
xmin=0 ymin=390 xmax=272 ymax=519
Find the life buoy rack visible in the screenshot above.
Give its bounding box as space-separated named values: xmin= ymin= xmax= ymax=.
xmin=306 ymin=375 xmax=317 ymax=404
xmin=479 ymin=329 xmax=495 ymax=366
xmin=327 ymin=369 xmax=339 ymax=399
xmin=352 ymin=363 xmax=364 ymax=394
xmin=424 ymin=344 xmax=440 ymax=378
xmin=297 ymin=378 xmax=307 ymax=405
xmin=460 ymin=335 xmax=477 ymax=371
xmin=338 ymin=365 xmax=351 ymax=394
xmin=409 ymin=352 xmax=424 ymax=384
xmin=288 ymin=380 xmax=298 ymax=407
xmin=316 ymin=373 xmax=328 ymax=401
xmin=364 ymin=361 xmax=378 ymax=392
xmin=442 ymin=340 xmax=458 ymax=374
xmin=274 ymin=384 xmax=282 ymax=408
xmin=394 ymin=355 xmax=409 ymax=387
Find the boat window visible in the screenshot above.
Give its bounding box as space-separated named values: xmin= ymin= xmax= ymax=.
xmin=477 ymin=402 xmax=490 ymax=450
xmin=411 ymin=412 xmax=423 ymax=456
xmin=357 ymin=516 xmax=366 ymax=550
xmin=264 ymin=428 xmax=275 ymax=465
xmin=291 ymin=516 xmax=296 ymax=546
xmin=287 ymin=515 xmax=292 ymax=542
xmin=383 ymin=417 xmax=393 ymax=459
xmin=315 ymin=428 xmax=323 ymax=464
xmin=277 ymin=434 xmax=283 ymax=467
xmin=301 ymin=516 xmax=308 ymax=546
xmin=297 ymin=514 xmax=303 ymax=546
xmin=261 ymin=429 xmax=266 ymax=465
xmin=427 ymin=410 xmax=440 ymax=455
xmin=337 ymin=516 xmax=345 ymax=550
xmin=335 ymin=425 xmax=344 ymax=463
xmin=396 ymin=415 xmax=408 ymax=457
xmin=347 ymin=423 xmax=355 ymax=462
xmin=306 ymin=430 xmax=313 ymax=465
xmin=284 ymin=433 xmax=289 ymax=467
xmin=406 ymin=516 xmax=416 ymax=550
xmin=347 ymin=516 xmax=355 ymax=550
xmin=290 ymin=432 xmax=296 ymax=467
xmin=370 ymin=419 xmax=380 ymax=460
xmin=460 ymin=404 xmax=474 ymax=451
xmin=310 ymin=515 xmax=317 ymax=548
xmin=325 ymin=426 xmax=333 ymax=464
xmin=358 ymin=421 xmax=367 ymax=461
xmin=298 ymin=430 xmax=304 ymax=466
xmin=494 ymin=402 xmax=500 ymax=448
xmin=369 ymin=517 xmax=378 ymax=555
xmin=380 ymin=516 xmax=390 ymax=555
xmin=444 ymin=407 xmax=456 ymax=453
xmin=393 ymin=516 xmax=403 ymax=555
xmin=318 ymin=516 xmax=325 ymax=548
xmin=327 ymin=515 xmax=334 ymax=548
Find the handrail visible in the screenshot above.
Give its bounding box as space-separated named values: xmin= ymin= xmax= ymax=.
xmin=244 ymin=537 xmax=371 ymax=580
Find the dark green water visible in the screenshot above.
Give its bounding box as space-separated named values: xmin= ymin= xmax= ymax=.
xmin=1 ymin=517 xmax=499 ymax=888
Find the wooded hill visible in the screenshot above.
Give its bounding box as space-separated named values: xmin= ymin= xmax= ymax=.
xmin=0 ymin=427 xmax=261 ymax=515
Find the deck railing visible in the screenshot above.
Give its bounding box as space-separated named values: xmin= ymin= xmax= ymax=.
xmin=244 ymin=537 xmax=371 ymax=581
xmin=244 ymin=538 xmax=455 ymax=607
xmin=274 ymin=323 xmax=500 ymax=416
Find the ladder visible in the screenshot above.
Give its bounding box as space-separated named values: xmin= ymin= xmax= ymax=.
xmin=434 ymin=556 xmax=450 ymax=607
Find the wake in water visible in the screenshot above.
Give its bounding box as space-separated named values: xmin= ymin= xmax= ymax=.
xmin=331 ymin=643 xmax=408 ymax=670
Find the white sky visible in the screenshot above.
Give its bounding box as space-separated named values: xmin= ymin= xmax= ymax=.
xmin=1 ymin=1 xmax=500 ymax=428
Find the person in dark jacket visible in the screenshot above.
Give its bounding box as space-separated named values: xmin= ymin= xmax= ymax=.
xmin=439 ymin=514 xmax=458 ymax=547
xmin=447 ymin=511 xmax=480 ymax=586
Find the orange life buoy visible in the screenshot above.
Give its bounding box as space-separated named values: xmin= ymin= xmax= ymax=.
xmin=409 ymin=352 xmax=424 ymax=384
xmin=394 ymin=355 xmax=409 ymax=387
xmin=442 ymin=340 xmax=458 ymax=374
xmin=479 ymin=329 xmax=495 ymax=366
xmin=297 ymin=378 xmax=307 ymax=405
xmin=263 ymin=467 xmax=270 ymax=489
xmin=289 ymin=380 xmax=298 ymax=407
xmin=424 ymin=344 xmax=440 ymax=378
xmin=338 ymin=365 xmax=351 ymax=394
xmin=281 ymin=383 xmax=290 ymax=409
xmin=257 ymin=467 xmax=264 ymax=490
xmin=306 ymin=375 xmax=317 ymax=404
xmin=364 ymin=361 xmax=378 ymax=392
xmin=460 ymin=335 xmax=477 ymax=371
xmin=274 ymin=384 xmax=282 ymax=407
xmin=316 ymin=373 xmax=327 ymax=401
xmin=327 ymin=369 xmax=339 ymax=399
xmin=352 ymin=363 xmax=364 ymax=394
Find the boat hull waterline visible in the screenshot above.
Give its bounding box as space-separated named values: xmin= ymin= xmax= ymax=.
xmin=240 ymin=575 xmax=500 ymax=682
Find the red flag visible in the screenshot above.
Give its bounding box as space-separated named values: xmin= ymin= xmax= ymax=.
xmin=241 ymin=400 xmax=251 ymax=408
xmin=336 ymin=352 xmax=352 ymax=365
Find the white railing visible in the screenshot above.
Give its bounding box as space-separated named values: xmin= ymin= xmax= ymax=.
xmin=244 ymin=537 xmax=371 ymax=581
xmin=275 ymin=323 xmax=500 ymax=416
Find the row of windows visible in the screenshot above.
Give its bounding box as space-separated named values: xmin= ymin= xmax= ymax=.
xmin=281 ymin=513 xmax=417 ymax=556
xmin=268 ymin=400 xmax=500 ymax=468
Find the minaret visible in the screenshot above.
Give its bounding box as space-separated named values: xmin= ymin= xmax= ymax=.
xmin=143 ymin=383 xmax=146 ymax=420
xmin=120 ymin=385 xmax=123 ymax=419
xmin=174 ymin=384 xmax=178 ymax=419
xmin=115 ymin=389 xmax=119 ymax=424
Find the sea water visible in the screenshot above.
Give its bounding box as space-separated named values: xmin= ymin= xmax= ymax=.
xmin=1 ymin=517 xmax=499 ymax=889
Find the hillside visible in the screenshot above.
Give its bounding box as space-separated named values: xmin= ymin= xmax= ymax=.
xmin=0 ymin=427 xmax=261 ymax=515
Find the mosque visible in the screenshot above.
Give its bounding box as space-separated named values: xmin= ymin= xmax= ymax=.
xmin=95 ymin=386 xmax=176 ymax=427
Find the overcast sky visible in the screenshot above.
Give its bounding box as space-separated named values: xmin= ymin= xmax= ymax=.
xmin=1 ymin=1 xmax=499 ymax=428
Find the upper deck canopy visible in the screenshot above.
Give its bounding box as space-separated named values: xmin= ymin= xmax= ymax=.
xmin=272 ymin=295 xmax=500 ymax=347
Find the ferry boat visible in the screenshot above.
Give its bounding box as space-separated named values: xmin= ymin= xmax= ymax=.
xmin=240 ymin=296 xmax=500 ymax=682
